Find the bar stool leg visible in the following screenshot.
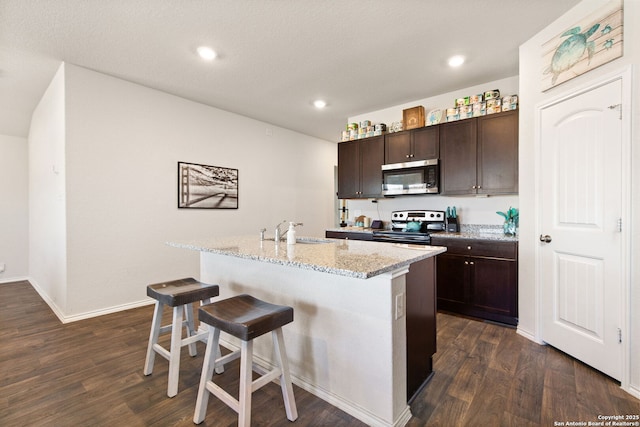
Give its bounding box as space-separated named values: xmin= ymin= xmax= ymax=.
xmin=194 ymin=327 xmax=220 ymax=424
xmin=143 ymin=301 xmax=164 ymax=376
xmin=184 ymin=303 xmax=198 ymax=357
xmin=167 ymin=304 xmax=184 ymax=397
xmin=273 ymin=328 xmax=298 ymax=421
xmin=238 ymin=339 xmax=253 ymax=427
xmin=198 ymin=297 xmax=225 ymax=375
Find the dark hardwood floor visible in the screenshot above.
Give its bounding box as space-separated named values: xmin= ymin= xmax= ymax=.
xmin=1 ymin=280 xmax=638 ymax=426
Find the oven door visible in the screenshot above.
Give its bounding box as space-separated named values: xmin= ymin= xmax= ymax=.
xmin=381 ymin=159 xmax=439 ymax=195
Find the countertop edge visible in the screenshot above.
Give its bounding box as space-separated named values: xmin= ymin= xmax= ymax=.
xmin=167 ymin=239 xmax=446 ymax=280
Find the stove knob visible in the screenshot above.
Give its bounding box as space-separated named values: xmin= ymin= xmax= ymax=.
xmin=430 ymin=213 xmax=435 ymax=218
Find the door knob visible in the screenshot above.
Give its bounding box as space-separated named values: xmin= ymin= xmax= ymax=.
xmin=539 ymin=234 xmax=552 ymax=243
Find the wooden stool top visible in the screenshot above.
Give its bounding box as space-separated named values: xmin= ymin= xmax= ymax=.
xmin=199 ymin=294 xmax=293 ymax=341
xmin=147 ymin=278 xmax=219 ymax=307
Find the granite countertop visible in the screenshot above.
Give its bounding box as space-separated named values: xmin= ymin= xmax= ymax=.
xmin=433 ymin=224 xmax=518 ymax=242
xmin=326 ymin=224 xmax=518 ymax=242
xmin=167 ymin=235 xmax=446 ymax=279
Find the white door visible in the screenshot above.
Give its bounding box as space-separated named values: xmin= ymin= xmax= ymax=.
xmin=539 ymin=78 xmax=623 ymax=380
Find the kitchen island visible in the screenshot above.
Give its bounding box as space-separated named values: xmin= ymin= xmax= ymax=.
xmin=168 ymin=235 xmax=446 ymax=427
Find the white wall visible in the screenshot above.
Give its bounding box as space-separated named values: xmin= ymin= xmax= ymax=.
xmin=0 ymin=134 xmax=29 ymax=283
xmin=28 ymin=64 xmax=68 ymax=312
xmin=519 ymin=0 xmax=639 ymax=396
xmin=30 ymin=63 xmax=337 ymax=320
xmin=345 ymin=76 xmax=519 ymax=226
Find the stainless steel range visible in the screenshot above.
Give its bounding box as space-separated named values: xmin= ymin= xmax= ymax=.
xmin=372 ymin=210 xmax=446 ymax=245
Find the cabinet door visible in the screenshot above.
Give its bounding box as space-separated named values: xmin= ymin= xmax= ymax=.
xmin=435 ymin=253 xmax=468 ymax=312
xmin=359 ymin=136 xmax=384 ymax=197
xmin=477 ymin=110 xmax=518 ymax=194
xmin=384 ymin=132 xmax=411 ymax=164
xmin=411 ymin=126 xmax=439 ymax=161
xmin=440 ymin=119 xmax=477 ymax=195
xmin=337 ymin=140 xmax=359 ymax=199
xmin=470 ymin=257 xmax=518 ymax=323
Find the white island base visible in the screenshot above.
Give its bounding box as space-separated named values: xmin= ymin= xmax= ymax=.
xmin=201 ymin=251 xmax=411 ymax=427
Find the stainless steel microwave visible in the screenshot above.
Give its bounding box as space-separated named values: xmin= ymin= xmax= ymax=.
xmin=381 ymin=159 xmax=439 ymax=195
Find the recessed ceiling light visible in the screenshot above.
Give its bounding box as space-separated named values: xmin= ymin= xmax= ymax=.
xmin=197 ymin=46 xmax=217 ymax=61
xmin=448 ymin=55 xmax=465 ymax=67
xmin=313 ymin=100 xmax=327 ymax=109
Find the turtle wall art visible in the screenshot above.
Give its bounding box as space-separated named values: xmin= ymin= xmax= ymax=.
xmin=541 ymin=0 xmax=623 ymax=91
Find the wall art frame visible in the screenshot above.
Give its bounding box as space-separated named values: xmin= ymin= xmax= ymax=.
xmin=178 ymin=161 xmax=238 ymax=209
xmin=541 ymin=0 xmax=623 ymax=91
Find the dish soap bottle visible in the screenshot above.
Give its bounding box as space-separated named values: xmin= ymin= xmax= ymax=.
xmin=287 ymin=222 xmax=296 ymax=245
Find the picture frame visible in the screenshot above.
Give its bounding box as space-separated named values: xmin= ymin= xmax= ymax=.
xmin=541 ymin=0 xmax=623 ymax=91
xmin=178 ymin=161 xmax=238 ymax=209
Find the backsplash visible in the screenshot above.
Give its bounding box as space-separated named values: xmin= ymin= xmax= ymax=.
xmin=340 ymin=194 xmax=519 ymax=227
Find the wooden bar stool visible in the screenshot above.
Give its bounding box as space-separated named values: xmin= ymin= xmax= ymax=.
xmin=193 ymin=294 xmax=298 ymax=426
xmin=143 ymin=277 xmax=220 ymax=397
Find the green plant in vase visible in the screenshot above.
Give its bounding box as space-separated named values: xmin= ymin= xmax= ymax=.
xmin=497 ymin=207 xmax=519 ymax=236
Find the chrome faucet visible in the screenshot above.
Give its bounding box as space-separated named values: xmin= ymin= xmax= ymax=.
xmin=274 ymin=220 xmax=288 ymax=242
xmin=274 ymin=221 xmax=304 ymax=241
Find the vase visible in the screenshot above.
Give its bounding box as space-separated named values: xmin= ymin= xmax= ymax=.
xmin=503 ymin=219 xmax=517 ymax=236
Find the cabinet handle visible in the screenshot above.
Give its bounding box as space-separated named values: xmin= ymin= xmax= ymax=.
xmin=467 ymin=246 xmax=472 ymax=250
xmin=410 ymin=154 xmax=414 ymax=158
xmin=464 ymin=261 xmax=469 ymax=265
xmin=477 ymin=185 xmax=482 ymax=189
xmin=469 ymin=261 xmax=475 ymax=265
xmin=472 ymin=185 xmax=477 ymax=189
xmin=406 ymin=154 xmax=410 ymax=158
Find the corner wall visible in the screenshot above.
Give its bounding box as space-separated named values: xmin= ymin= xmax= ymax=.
xmin=28 ymin=63 xmax=68 ymax=312
xmin=0 ymin=134 xmax=29 ymax=283
xmin=519 ymin=0 xmax=639 ymax=396
xmin=30 ymin=63 xmax=337 ymax=320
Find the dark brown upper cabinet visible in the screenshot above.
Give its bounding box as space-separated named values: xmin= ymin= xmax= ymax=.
xmin=440 ymin=110 xmax=518 ymax=195
xmin=385 ymin=126 xmax=439 ymax=164
xmin=337 ymin=135 xmax=384 ymax=199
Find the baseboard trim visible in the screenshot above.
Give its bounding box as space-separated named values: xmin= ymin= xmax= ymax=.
xmin=28 ymin=278 xmax=153 ymax=324
xmin=60 ymin=299 xmax=154 ymax=323
xmin=516 ymin=326 xmax=544 ymax=344
xmin=0 ymin=276 xmax=29 ymax=284
xmin=623 ymin=384 xmax=640 ymax=400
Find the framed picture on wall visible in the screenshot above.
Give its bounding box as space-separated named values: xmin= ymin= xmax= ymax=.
xmin=178 ymin=161 xmax=238 ymax=209
xmin=541 ymin=0 xmax=623 ymax=91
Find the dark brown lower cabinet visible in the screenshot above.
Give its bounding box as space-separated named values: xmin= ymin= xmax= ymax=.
xmin=432 ymin=237 xmax=518 ymax=326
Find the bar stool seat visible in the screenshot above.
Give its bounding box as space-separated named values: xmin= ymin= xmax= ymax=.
xmin=143 ymin=277 xmax=220 ymax=397
xmin=194 ymin=294 xmax=298 ymax=426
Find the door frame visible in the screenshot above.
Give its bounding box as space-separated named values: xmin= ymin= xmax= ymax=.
xmin=534 ymin=65 xmax=632 ymax=391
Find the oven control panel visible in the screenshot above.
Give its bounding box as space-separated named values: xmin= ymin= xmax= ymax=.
xmin=391 ymin=210 xmax=445 ymax=222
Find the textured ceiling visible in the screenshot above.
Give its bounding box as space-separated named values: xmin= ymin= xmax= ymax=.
xmin=0 ymin=0 xmax=580 ymax=142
